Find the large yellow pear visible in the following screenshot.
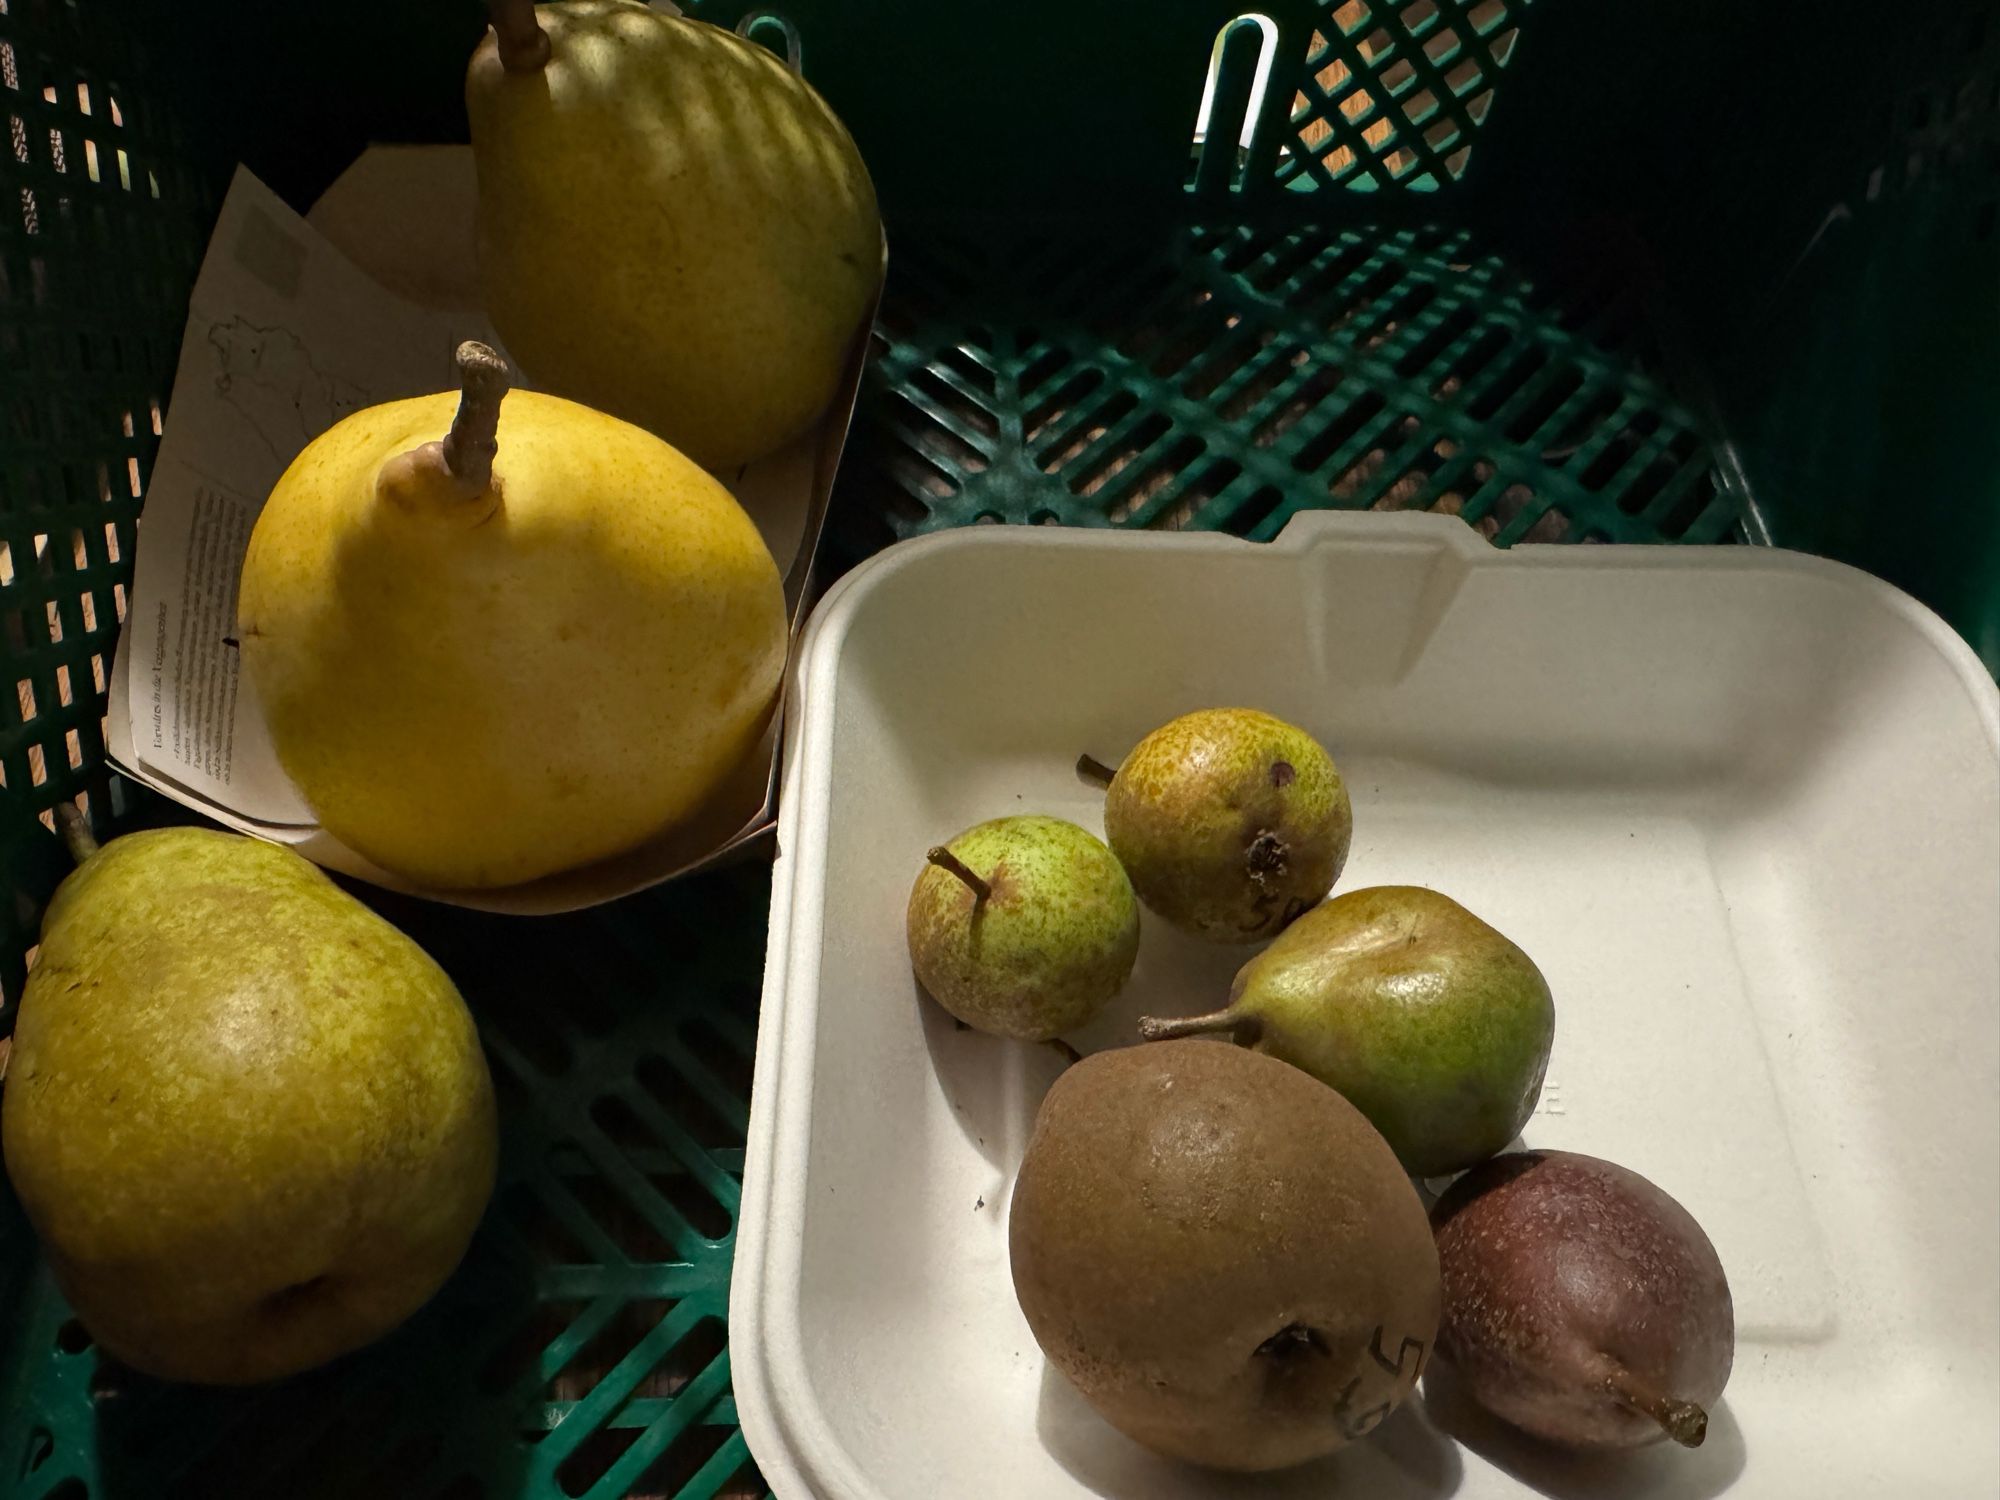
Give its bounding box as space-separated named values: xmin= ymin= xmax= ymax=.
xmin=467 ymin=0 xmax=881 ymax=472
xmin=238 ymin=343 xmax=787 ymax=890
xmin=3 ymin=817 xmax=497 ymax=1384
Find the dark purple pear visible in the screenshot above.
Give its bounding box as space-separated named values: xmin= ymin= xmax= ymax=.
xmin=1430 ymin=1150 xmax=1733 ymax=1451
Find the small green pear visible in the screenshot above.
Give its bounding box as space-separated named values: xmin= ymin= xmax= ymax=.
xmin=2 ymin=813 xmax=497 ymax=1384
xmin=1091 ymin=708 xmax=1352 ymax=944
xmin=906 ymin=816 xmax=1139 ymax=1041
xmin=1140 ymin=886 xmax=1554 ymax=1176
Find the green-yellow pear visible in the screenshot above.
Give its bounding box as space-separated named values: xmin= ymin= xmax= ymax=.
xmin=1141 ymin=886 xmax=1556 ymax=1176
xmin=238 ymin=342 xmax=786 ymax=890
xmin=1093 ymin=708 xmax=1353 ymax=944
xmin=1 ymin=813 xmax=497 ymax=1385
xmin=906 ymin=816 xmax=1140 ymax=1041
xmin=467 ymin=0 xmax=881 ymax=472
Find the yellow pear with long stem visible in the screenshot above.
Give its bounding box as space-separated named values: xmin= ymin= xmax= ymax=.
xmin=238 ymin=342 xmax=786 ymax=889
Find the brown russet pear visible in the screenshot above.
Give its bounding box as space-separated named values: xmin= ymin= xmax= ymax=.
xmin=1 ymin=813 xmax=497 ymax=1384
xmin=1010 ymin=1039 xmax=1440 ymax=1472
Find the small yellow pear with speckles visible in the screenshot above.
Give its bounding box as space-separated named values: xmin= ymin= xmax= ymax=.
xmin=238 ymin=342 xmax=786 ymax=889
xmin=1100 ymin=708 xmax=1353 ymax=944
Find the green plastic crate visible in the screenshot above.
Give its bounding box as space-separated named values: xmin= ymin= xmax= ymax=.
xmin=0 ymin=1 xmax=1994 ymax=1497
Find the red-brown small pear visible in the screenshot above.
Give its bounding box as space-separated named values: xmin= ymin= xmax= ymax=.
xmin=1430 ymin=1150 xmax=1734 ymax=1451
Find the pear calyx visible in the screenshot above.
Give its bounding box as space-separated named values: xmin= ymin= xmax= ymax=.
xmin=1256 ymin=1321 xmax=1332 ymax=1364
xmin=489 ymin=0 xmax=551 ymax=72
xmin=376 ymin=342 xmax=512 ymax=519
xmin=1137 ymin=1007 xmax=1264 ymax=1048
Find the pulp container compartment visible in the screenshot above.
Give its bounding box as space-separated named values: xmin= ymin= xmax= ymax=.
xmin=734 ymin=512 xmax=2000 ymax=1500
xmin=1 ymin=0 xmax=1997 ymax=1497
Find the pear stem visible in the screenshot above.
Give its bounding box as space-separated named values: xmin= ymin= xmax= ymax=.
xmin=1075 ymin=754 xmax=1116 ymax=789
xmin=441 ymin=342 xmax=511 ymax=497
xmin=1609 ymin=1370 xmax=1708 ymax=1448
xmin=53 ymin=803 xmax=98 ymax=866
xmin=489 ymin=0 xmax=551 ymax=72
xmin=374 ymin=344 xmax=512 ymax=516
xmin=926 ymin=847 xmax=991 ymax=904
xmin=1137 ymin=1009 xmax=1262 ymax=1047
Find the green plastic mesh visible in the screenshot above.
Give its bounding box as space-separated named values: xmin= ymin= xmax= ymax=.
xmin=0 ymin=0 xmax=208 ymax=971
xmin=829 ymin=220 xmax=1741 ymax=564
xmin=1272 ymin=0 xmax=1527 ymax=194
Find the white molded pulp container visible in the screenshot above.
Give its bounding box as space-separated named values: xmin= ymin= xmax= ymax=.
xmin=731 ymin=511 xmax=2000 ymax=1499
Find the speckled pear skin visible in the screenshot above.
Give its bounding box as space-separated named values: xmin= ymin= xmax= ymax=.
xmin=1219 ymin=885 xmax=1555 ymax=1177
xmin=1430 ymin=1151 xmax=1734 ymax=1451
xmin=1 ymin=828 xmax=497 ymax=1385
xmin=468 ymin=0 xmax=881 ymax=472
xmin=1103 ymin=708 xmax=1353 ymax=944
xmin=905 ymin=816 xmax=1139 ymax=1041
xmin=1009 ymin=1039 xmax=1441 ymax=1472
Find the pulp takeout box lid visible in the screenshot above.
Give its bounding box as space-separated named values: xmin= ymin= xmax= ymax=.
xmin=106 ymin=146 xmax=881 ymax=914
